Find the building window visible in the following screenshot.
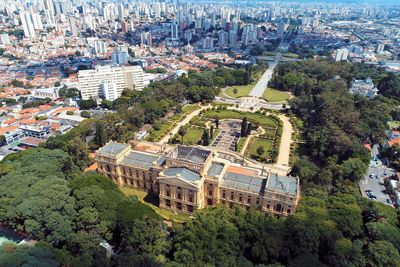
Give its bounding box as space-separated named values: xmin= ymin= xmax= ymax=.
xmin=129 ymin=169 xmax=132 ymax=176
xmin=287 ymin=209 xmax=291 ymax=214
xmin=229 ymin=203 xmax=233 ymax=208
xmin=166 ymin=199 xmax=171 ymax=207
xmin=166 ymin=190 xmax=170 ymax=197
xmin=221 ymin=200 xmax=225 ymax=205
xmin=124 ymin=178 xmax=127 ymax=184
xmin=106 ymin=165 xmax=111 ymax=172
xmin=122 ymin=167 xmax=126 ymax=175
xmin=230 ymin=193 xmax=234 ymax=200
xmin=176 ymin=202 xmax=182 ymax=210
xmin=222 ymin=190 xmax=226 ymax=198
xmin=275 ymin=203 xmax=282 ymax=212
xmin=188 ymin=190 xmax=194 ymax=202
xmin=187 ymin=205 xmax=193 ymax=212
xmin=239 ymin=194 xmax=243 ymax=202
xmin=208 ymin=189 xmax=213 ymax=196
xmin=247 ymin=196 xmax=251 ymax=204
xmin=256 ymin=198 xmax=260 ymax=205
xmin=177 ymin=193 xmax=182 ymax=200
xmin=207 ymin=199 xmax=213 ymax=206
xmin=266 ymin=204 xmax=270 ymax=209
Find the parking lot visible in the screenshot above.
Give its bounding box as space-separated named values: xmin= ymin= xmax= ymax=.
xmin=359 ymin=144 xmax=395 ymax=207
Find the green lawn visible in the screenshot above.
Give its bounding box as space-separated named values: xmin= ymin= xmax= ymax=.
xmin=183 ymin=128 xmax=203 ymax=145
xmin=120 ymin=187 xmax=191 ymax=223
xmin=182 ymin=103 xmax=199 ymax=113
xmin=223 ymin=84 xmax=254 ymax=98
xmin=262 ymin=88 xmax=291 ymax=103
xmin=146 ymin=122 xmax=173 ymax=142
xmin=203 ymin=110 xmax=278 ymax=127
xmin=237 ymin=137 xmax=247 ymax=152
xmin=249 ymin=138 xmax=273 ymax=161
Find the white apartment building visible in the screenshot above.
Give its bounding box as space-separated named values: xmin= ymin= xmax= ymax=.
xmin=78 ymin=65 xmax=144 ymax=100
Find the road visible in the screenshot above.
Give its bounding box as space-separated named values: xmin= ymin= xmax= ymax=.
xmin=359 ymin=144 xmax=395 ymax=207
xmin=249 ymin=53 xmax=280 ymax=98
xmin=158 ymin=105 xmax=210 ymax=144
xmin=276 ymin=114 xmax=293 ymax=167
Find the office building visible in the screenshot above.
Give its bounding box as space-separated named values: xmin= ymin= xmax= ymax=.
xmin=20 ymin=11 xmax=36 ymax=38
xmin=171 ymin=20 xmax=179 ymax=40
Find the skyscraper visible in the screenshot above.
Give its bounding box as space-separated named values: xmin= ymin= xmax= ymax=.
xmin=171 ymin=20 xmax=179 ymax=40
xmin=20 ymin=11 xmax=36 ymax=38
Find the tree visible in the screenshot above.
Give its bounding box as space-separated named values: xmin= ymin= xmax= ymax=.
xmin=79 ymin=98 xmax=97 ymax=110
xmin=94 ymin=122 xmax=107 ymax=147
xmin=233 ymin=88 xmax=238 ymax=95
xmin=178 ymin=127 xmax=186 ymax=144
xmin=215 ymin=118 xmax=219 ymax=129
xmin=202 ymin=129 xmax=210 ymax=146
xmin=246 ymin=122 xmax=252 ymax=136
xmin=210 ymin=126 xmax=214 ymax=140
xmin=241 ymin=117 xmax=248 ymax=137
xmin=367 ymin=241 xmax=400 ymax=267
xmin=0 ymin=135 xmax=5 ymax=145
xmin=54 ymin=81 xmax=61 ymax=87
xmin=256 ymin=146 xmax=265 ymax=157
xmin=81 ymin=111 xmax=91 ymax=118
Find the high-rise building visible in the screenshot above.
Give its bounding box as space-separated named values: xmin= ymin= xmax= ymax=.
xmin=20 ymin=11 xmax=36 ymax=38
xmin=335 ymin=48 xmax=349 ymax=62
xmin=0 ymin=33 xmax=10 ymax=46
xmin=101 ymin=80 xmax=118 ymax=101
xmin=69 ymin=17 xmax=79 ymax=36
xmin=112 ymin=45 xmax=129 ymax=65
xmin=78 ymin=65 xmax=144 ymax=100
xmin=171 ymin=20 xmax=179 ymax=40
xmin=94 ymin=41 xmax=106 ymax=55
xmin=31 ymin=12 xmax=43 ymax=30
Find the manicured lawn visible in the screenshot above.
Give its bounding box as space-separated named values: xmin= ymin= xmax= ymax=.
xmin=120 ymin=187 xmax=191 ymax=223
xmin=146 ymin=122 xmax=173 ymax=142
xmin=183 ymin=127 xmax=203 ymax=145
xmin=223 ymin=84 xmax=254 ymax=98
xmin=262 ymin=88 xmax=291 ymax=103
xmin=182 ymin=103 xmax=199 ymax=113
xmin=237 ymin=137 xmax=247 ymax=152
xmin=248 ymin=138 xmax=273 ymax=161
xmin=203 ymin=110 xmax=278 ymax=127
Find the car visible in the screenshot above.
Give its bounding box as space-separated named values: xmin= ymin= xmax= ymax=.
xmin=369 ymin=174 xmax=375 ymax=178
xmin=365 ymin=190 xmax=372 ymax=194
xmin=369 ymin=195 xmax=377 ymax=200
xmin=386 ymin=199 xmax=392 ymax=204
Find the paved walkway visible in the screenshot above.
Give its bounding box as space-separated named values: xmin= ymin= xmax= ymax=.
xmin=158 ymin=105 xmax=210 ymax=144
xmin=276 ymin=114 xmax=293 ymax=167
xmin=249 ymin=53 xmax=280 ymax=97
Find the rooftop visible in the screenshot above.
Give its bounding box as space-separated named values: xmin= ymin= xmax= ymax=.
xmin=266 ymin=174 xmax=298 ymax=196
xmin=207 ymin=162 xmax=225 ymax=177
xmin=221 ymin=171 xmax=266 ymax=194
xmin=168 ymin=145 xmax=211 ymax=164
xmin=163 ymin=167 xmax=201 ymax=183
xmin=97 ymin=141 xmax=130 ymax=157
xmin=121 ymin=151 xmax=160 ymax=170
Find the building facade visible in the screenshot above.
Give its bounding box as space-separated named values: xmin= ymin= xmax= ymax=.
xmin=78 ymin=65 xmax=144 ymax=100
xmin=96 ymin=141 xmax=300 ymax=216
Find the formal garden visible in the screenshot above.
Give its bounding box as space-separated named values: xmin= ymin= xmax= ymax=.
xmin=167 ymin=106 xmax=283 ymax=163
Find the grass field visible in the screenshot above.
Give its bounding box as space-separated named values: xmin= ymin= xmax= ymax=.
xmin=183 ymin=128 xmax=203 ymax=145
xmin=223 ymin=84 xmax=254 ymax=98
xmin=120 ymin=187 xmax=191 ymax=223
xmin=146 ymin=122 xmax=173 ymax=141
xmin=237 ymin=137 xmax=247 ymax=152
xmin=203 ymin=110 xmax=278 ymax=127
xmin=262 ymin=88 xmax=291 ymax=102
xmin=248 ymin=138 xmax=273 ymax=161
xmin=182 ymin=103 xmax=199 ymax=113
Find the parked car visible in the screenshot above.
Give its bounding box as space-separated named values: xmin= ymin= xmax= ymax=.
xmin=386 ymin=199 xmax=392 ymax=204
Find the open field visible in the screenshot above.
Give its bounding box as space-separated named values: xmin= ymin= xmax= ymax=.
xmin=248 ymin=138 xmax=273 ymax=162
xmin=262 ymin=88 xmax=291 ymax=102
xmin=183 ymin=127 xmax=203 ymax=145
xmin=223 ymin=84 xmax=254 ymax=98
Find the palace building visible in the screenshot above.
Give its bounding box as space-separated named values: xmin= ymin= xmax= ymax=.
xmin=95 ymin=141 xmax=300 ymax=216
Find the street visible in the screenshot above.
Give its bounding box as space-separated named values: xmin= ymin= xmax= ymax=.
xmin=359 ymin=144 xmax=395 ymax=207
